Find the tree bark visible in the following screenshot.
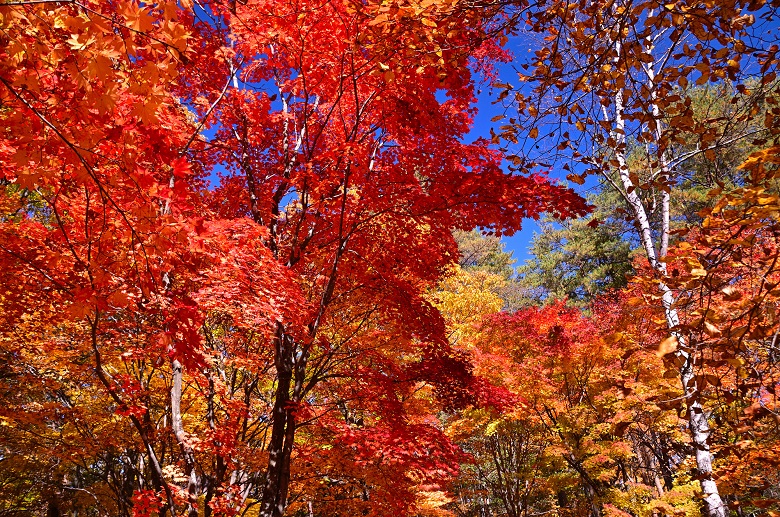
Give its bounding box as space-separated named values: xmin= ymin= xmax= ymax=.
xmin=607 ymin=35 xmax=727 ymax=516
xmin=171 ymin=359 xmax=200 ymax=517
xmin=258 ymin=326 xmax=295 ymax=517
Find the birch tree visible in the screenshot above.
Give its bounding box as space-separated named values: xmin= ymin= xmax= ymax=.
xmin=494 ymin=0 xmax=780 ymax=513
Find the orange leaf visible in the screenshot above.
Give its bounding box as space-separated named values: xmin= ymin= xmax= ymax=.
xmin=657 ymin=336 xmax=678 ymax=356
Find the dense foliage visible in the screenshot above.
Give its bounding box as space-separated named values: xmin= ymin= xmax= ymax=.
xmin=1 ymin=0 xmax=779 ymax=516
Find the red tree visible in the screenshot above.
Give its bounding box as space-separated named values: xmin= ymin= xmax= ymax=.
xmin=0 ymin=1 xmax=587 ymax=515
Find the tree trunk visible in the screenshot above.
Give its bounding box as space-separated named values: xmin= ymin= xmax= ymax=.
xmin=204 ymin=372 xmax=228 ymax=517
xmin=171 ymin=359 xmax=200 ymax=517
xmin=259 ymin=326 xmax=295 ymax=517
xmin=607 ymin=35 xmax=727 ymax=516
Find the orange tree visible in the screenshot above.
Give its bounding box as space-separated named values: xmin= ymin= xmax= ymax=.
xmin=488 ymin=0 xmax=780 ymax=511
xmin=634 ymin=146 xmax=780 ymax=514
xmin=438 ymin=287 xmax=692 ymax=517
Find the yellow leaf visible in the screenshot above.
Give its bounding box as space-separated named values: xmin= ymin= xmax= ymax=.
xmin=66 ymin=32 xmax=96 ymax=50
xmin=721 ymin=286 xmax=741 ymax=301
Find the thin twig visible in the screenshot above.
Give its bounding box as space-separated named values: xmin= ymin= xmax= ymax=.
xmin=180 ymin=62 xmax=242 ymax=156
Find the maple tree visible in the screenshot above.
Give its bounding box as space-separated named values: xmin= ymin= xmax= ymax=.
xmin=436 ymin=279 xmax=695 ymax=517
xmin=433 ymin=146 xmax=780 ymax=517
xmin=0 ymin=0 xmax=587 ymax=516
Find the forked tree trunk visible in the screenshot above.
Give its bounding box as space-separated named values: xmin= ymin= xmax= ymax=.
xmin=607 ymin=36 xmax=726 ymax=516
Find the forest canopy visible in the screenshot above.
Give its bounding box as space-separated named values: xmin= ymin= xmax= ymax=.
xmin=1 ymin=0 xmax=779 ymax=516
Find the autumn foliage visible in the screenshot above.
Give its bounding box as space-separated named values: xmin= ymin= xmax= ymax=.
xmin=0 ymin=0 xmax=588 ymax=515
xmin=2 ymin=0 xmax=780 ymax=516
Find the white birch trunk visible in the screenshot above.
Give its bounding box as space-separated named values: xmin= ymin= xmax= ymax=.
xmin=607 ymin=37 xmax=727 ymax=517
xmin=171 ymin=359 xmax=200 ymax=517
